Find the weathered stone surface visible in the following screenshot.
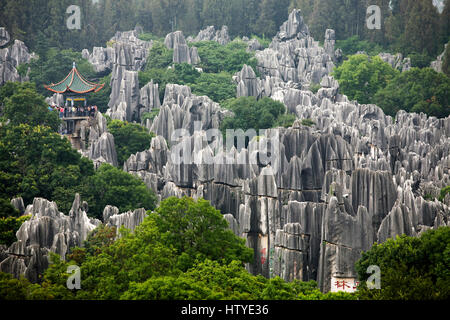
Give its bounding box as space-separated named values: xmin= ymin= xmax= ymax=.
xmin=193 ymin=25 xmax=230 ymax=45
xmin=255 ymin=10 xmax=334 ymax=86
xmin=0 ymin=195 xmax=101 ymax=282
xmin=0 ymin=27 xmax=10 ymax=47
xmin=107 ymin=66 xmax=140 ymax=121
xmin=45 ymin=93 xmax=65 ymax=107
xmin=11 ymin=197 xmax=25 ymax=215
xmin=378 ymin=52 xmax=411 ymax=72
xmin=234 ymin=64 xmax=260 ymax=98
xmin=165 ymin=31 xmax=199 ymax=65
xmin=82 ymin=46 xmax=115 ymax=73
xmin=82 ymin=112 xmax=118 ymax=168
xmin=88 ymin=132 xmax=118 ymax=168
xmin=430 ymin=42 xmax=448 ymax=73
xmin=105 ymin=207 xmax=147 ymax=233
xmin=139 ymin=80 xmax=161 ymax=117
xmin=0 ymin=39 xmax=33 ymax=85
xmin=4 ymin=10 xmax=449 ymax=293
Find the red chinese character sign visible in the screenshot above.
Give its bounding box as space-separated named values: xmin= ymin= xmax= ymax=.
xmin=331 ymin=277 xmax=359 ymax=293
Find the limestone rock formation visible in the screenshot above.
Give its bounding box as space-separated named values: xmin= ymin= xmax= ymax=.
xmin=82 ymin=112 xmax=118 ymax=168
xmin=123 ymin=43 xmax=449 ymax=292
xmin=0 ymin=195 xmax=101 ymax=282
xmin=255 ymin=9 xmax=335 ymax=86
xmin=234 ymin=64 xmax=260 ymax=98
xmin=165 ymin=31 xmax=200 ymax=65
xmin=0 ymin=27 xmax=10 ymax=47
xmin=82 ymin=46 xmax=114 ymax=74
xmin=193 ymin=25 xmax=230 ymax=45
xmin=11 ymin=197 xmax=25 ymax=215
xmin=107 ymin=66 xmax=140 ymax=122
xmin=139 ymin=80 xmax=161 ymax=117
xmin=0 ymin=37 xmax=34 ymax=85
xmin=104 ymin=207 xmax=147 ymax=233
xmin=378 ymin=52 xmax=411 ymax=72
xmin=430 ymin=43 xmax=448 ymax=73
xmin=0 ymin=194 xmax=153 ymax=282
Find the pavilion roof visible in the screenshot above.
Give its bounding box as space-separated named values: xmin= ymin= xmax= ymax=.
xmin=45 ymin=62 xmax=104 ymax=94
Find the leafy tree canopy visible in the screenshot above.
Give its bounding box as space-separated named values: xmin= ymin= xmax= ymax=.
xmin=220 ymin=97 xmax=288 ymax=134
xmin=82 ymin=163 xmax=157 ymax=219
xmin=356 ymin=227 xmax=450 ymax=300
xmin=107 ymin=120 xmax=155 ymax=166
xmin=1 ymin=82 xmax=60 ymax=131
xmin=374 ymin=67 xmax=450 ymax=118
xmin=333 ymin=54 xmax=399 ymax=105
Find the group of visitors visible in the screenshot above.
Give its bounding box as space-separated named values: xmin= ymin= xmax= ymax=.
xmin=48 ymin=105 xmax=98 ymax=118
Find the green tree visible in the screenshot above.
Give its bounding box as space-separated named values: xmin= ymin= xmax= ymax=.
xmin=333 ymin=54 xmax=399 ymax=104
xmin=145 ymin=42 xmax=174 ymax=70
xmin=195 ymin=40 xmax=258 ymax=74
xmin=0 ymin=123 xmax=94 ymax=212
xmin=442 ymin=45 xmax=450 ymax=77
xmin=0 ymin=215 xmax=30 ymax=246
xmin=374 ymin=67 xmax=450 ymax=118
xmin=88 ymin=74 xmax=112 ymax=114
xmin=107 ymin=120 xmax=155 ymax=166
xmin=356 ymin=227 xmax=450 ymax=300
xmin=83 ymin=163 xmax=157 ymax=219
xmin=439 ymin=185 xmax=450 ymax=202
xmin=1 ymin=82 xmax=60 ymax=131
xmin=152 ymin=197 xmax=253 ymax=270
xmin=220 ymin=97 xmax=288 ymax=134
xmin=190 ymin=72 xmax=235 ymax=103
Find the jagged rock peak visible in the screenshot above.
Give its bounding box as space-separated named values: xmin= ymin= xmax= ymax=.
xmin=193 ymin=25 xmax=230 ymax=45
xmin=275 ymin=9 xmax=310 ymax=41
xmin=0 ymin=195 xmax=101 ymax=282
xmin=0 ymin=27 xmax=10 ymax=47
xmin=430 ymin=42 xmax=448 ymax=73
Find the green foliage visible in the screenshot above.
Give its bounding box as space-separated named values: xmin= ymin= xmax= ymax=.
xmin=0 ymin=215 xmax=30 ymax=246
xmin=0 ymin=118 xmax=155 ymax=219
xmin=439 ymin=186 xmax=450 ymax=202
xmin=26 ymin=48 xmax=96 ymax=97
xmin=83 ymin=164 xmax=157 ymax=219
xmin=275 ymin=113 xmax=297 ymax=128
xmin=0 ymin=272 xmax=33 ymax=300
xmin=141 ymin=109 xmax=161 ymax=124
xmin=355 ymin=227 xmax=450 ymax=300
xmin=335 ymin=35 xmax=385 ymax=57
xmin=1 ymin=82 xmax=60 ymax=132
xmin=107 ymin=120 xmax=155 ymax=166
xmin=409 ymin=52 xmax=434 ymax=69
xmin=0 ymin=123 xmax=94 ymax=213
xmin=152 ymin=197 xmax=253 ymax=270
xmin=309 ymin=83 xmax=321 ymax=94
xmin=374 ymin=67 xmax=450 ymax=118
xmin=145 ymin=42 xmax=174 ymax=70
xmin=88 ymin=74 xmax=112 ymax=114
xmin=220 ymin=97 xmax=288 ymax=134
xmin=443 ymin=46 xmax=450 ymax=77
xmin=122 ymin=259 xmax=267 ymax=300
xmin=138 ymin=33 xmax=164 ymax=42
xmin=139 ymin=67 xmax=177 ymax=100
xmin=0 ymin=198 xmax=20 ymax=219
xmin=194 ymin=40 xmax=258 ymax=74
xmin=333 ymin=54 xmax=399 ymax=105
xmin=190 ymin=72 xmax=235 ymax=103
xmin=301 ymin=119 xmax=315 ymax=127
xmin=140 ymin=39 xmax=257 ymax=103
